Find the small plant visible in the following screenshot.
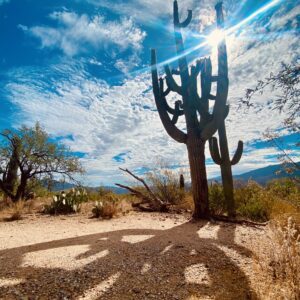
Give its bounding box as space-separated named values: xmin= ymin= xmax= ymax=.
xmin=44 ymin=188 xmax=88 ymax=215
xmin=92 ymin=194 xmax=120 ymax=219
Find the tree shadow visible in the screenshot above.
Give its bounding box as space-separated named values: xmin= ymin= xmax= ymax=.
xmin=0 ymin=219 xmax=259 ymax=299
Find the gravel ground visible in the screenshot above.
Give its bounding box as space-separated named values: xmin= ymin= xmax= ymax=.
xmin=0 ymin=212 xmax=270 ymax=299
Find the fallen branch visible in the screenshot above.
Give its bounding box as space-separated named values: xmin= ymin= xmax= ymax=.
xmin=119 ymin=168 xmax=164 ymax=205
xmin=115 ymin=183 xmax=152 ymax=203
xmin=115 ymin=168 xmax=169 ymax=212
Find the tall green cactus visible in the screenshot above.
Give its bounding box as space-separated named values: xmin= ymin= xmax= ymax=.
xmin=151 ymin=1 xmax=229 ymax=218
xmin=2 ymin=136 xmax=21 ymax=200
xmin=208 ymin=4 xmax=243 ymax=217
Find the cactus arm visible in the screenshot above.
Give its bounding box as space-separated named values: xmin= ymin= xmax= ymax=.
xmin=195 ymin=59 xmax=204 ymax=77
xmin=224 ymin=105 xmax=229 ymax=119
xmin=171 ymin=68 xmax=181 ymax=75
xmin=200 ymin=77 xmax=228 ymax=141
xmin=159 ymin=78 xmax=184 ymax=116
xmin=174 ymin=0 xmax=192 ymax=28
xmin=201 ymin=58 xmax=213 ymax=102
xmin=165 ymin=65 xmax=183 ymax=95
xmin=209 ymin=137 xmax=223 ymax=165
xmin=231 ymin=141 xmax=244 ymax=165
xmin=151 ymin=49 xmax=187 ymax=144
xmin=200 ymin=3 xmax=228 ymax=141
xmin=163 ymin=86 xmax=171 ymax=97
xmin=173 ymin=1 xmax=190 ymax=88
xmin=171 ymin=101 xmax=182 ymax=124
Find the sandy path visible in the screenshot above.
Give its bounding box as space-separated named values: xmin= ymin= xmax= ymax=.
xmin=0 ymin=212 xmax=269 ymax=299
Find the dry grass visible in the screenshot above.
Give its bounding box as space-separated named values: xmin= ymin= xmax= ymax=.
xmin=0 ymin=200 xmax=35 ymax=222
xmin=256 ymin=216 xmax=300 ymax=299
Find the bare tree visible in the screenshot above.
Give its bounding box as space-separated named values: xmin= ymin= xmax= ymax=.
xmin=240 ymin=62 xmax=300 ymax=176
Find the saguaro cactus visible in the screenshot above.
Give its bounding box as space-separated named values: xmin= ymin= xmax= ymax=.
xmin=2 ymin=137 xmax=21 ymax=200
xmin=151 ymin=1 xmax=229 ymax=218
xmin=208 ymin=4 xmax=243 ymax=218
xmin=179 ymin=174 xmax=185 ymax=190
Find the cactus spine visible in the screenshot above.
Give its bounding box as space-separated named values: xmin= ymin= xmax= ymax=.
xmin=208 ymin=3 xmax=243 ymax=217
xmin=151 ymin=1 xmax=229 ymax=218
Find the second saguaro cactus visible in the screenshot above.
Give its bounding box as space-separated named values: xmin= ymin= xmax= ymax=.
xmin=208 ymin=4 xmax=243 ymax=217
xmin=151 ymin=1 xmax=229 ymax=218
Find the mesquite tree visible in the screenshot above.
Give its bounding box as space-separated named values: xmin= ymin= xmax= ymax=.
xmin=151 ymin=1 xmax=229 ymax=218
xmin=0 ymin=123 xmax=84 ymax=202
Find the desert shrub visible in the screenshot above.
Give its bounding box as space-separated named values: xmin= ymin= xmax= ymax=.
xmin=234 ymin=181 xmax=272 ymax=221
xmin=92 ymin=193 xmax=120 ymax=219
xmin=44 ymin=188 xmax=88 ymax=215
xmin=267 ymin=178 xmax=299 ymax=198
xmin=209 ymin=183 xmax=226 ymax=215
xmin=260 ymin=217 xmax=300 ymax=299
xmin=0 ymin=200 xmax=35 ymax=222
xmin=7 ymin=201 xmax=25 ymax=221
xmin=147 ymin=169 xmax=185 ymax=206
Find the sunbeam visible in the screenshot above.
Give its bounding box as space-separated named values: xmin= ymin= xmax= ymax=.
xmin=123 ymin=0 xmax=284 ymax=79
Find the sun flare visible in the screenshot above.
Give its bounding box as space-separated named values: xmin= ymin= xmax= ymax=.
xmin=206 ymin=29 xmax=225 ymax=47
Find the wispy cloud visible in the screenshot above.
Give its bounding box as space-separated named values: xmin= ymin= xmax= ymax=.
xmin=84 ymin=0 xmax=194 ymax=25
xmin=19 ymin=11 xmax=146 ymax=57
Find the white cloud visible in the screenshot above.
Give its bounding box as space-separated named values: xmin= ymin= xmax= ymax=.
xmin=20 ymin=11 xmax=146 ymax=57
xmin=4 ymin=0 xmax=300 ymax=185
xmin=84 ymin=0 xmax=194 ymax=25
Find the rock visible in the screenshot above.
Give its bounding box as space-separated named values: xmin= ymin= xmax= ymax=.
xmin=132 ymin=288 xmax=141 ymax=294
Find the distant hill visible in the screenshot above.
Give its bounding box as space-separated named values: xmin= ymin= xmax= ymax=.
xmin=42 ymin=180 xmax=127 ymax=194
xmin=44 ymin=163 xmax=299 ymax=193
xmin=212 ymin=163 xmax=299 ymax=185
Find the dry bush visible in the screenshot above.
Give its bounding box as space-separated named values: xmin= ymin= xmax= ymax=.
xmin=7 ymin=201 xmax=25 ymax=221
xmin=92 ymin=193 xmax=120 ymax=219
xmin=258 ymin=217 xmax=300 ymax=299
xmin=0 ymin=200 xmax=34 ymax=221
xmin=147 ymin=168 xmax=185 ymax=206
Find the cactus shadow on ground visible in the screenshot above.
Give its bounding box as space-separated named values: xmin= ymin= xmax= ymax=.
xmin=0 ymin=219 xmax=259 ymax=299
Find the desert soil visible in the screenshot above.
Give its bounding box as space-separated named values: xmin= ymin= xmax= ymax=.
xmin=0 ymin=212 xmax=273 ymax=300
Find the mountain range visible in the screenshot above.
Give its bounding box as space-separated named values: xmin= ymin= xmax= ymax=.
xmin=48 ymin=162 xmax=299 ymax=193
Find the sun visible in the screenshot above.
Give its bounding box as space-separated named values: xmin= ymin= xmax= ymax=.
xmin=206 ymin=29 xmax=225 ymax=47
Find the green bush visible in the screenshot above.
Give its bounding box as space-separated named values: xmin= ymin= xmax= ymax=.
xmin=209 ymin=183 xmax=226 ymax=215
xmin=92 ymin=193 xmax=120 ymax=219
xmin=207 ymin=179 xmax=299 ymax=222
xmin=44 ymin=188 xmax=88 ymax=215
xmin=234 ymin=181 xmax=272 ymax=221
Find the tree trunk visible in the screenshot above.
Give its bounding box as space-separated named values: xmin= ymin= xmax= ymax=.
xmin=186 ymin=136 xmax=209 ymax=219
xmin=13 ymin=175 xmax=27 ymax=202
xmin=218 ymin=122 xmax=235 ymax=217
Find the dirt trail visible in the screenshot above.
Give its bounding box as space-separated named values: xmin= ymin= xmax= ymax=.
xmin=0 ymin=212 xmax=270 ymax=299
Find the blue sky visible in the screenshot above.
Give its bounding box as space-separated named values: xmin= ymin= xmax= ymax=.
xmin=0 ymin=0 xmax=299 ymax=186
